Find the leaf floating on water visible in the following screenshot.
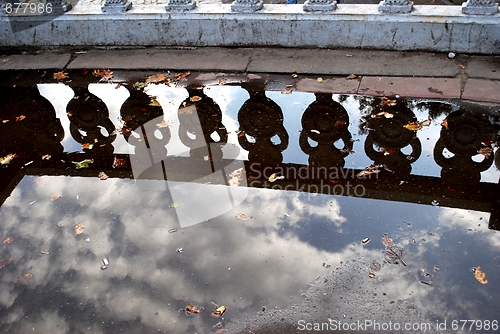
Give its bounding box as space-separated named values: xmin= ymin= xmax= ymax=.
xmin=372 ymin=111 xmax=394 ymax=119
xmin=15 ymin=115 xmax=26 ymax=122
xmin=368 ymin=273 xmax=376 ymax=278
xmin=112 ymin=157 xmax=126 ymax=169
xmin=474 ymin=266 xmax=488 ymax=284
xmin=478 ymin=147 xmax=493 ymax=158
xmin=149 ymin=99 xmax=161 ymax=107
xmin=381 ymin=234 xmax=393 ymax=248
xmin=370 ymin=260 xmax=381 ymax=271
xmin=236 ymin=213 xmax=252 ymax=221
xmin=170 ymin=203 xmax=180 ymax=209
xmin=268 ymin=173 xmax=284 ymax=182
xmin=228 ymin=168 xmax=245 ymax=186
xmin=441 ymin=118 xmax=449 ymax=129
xmin=211 ymin=302 xmax=226 ymax=317
xmin=145 ymin=73 xmax=167 ymax=84
xmin=190 ymin=96 xmax=202 ymax=102
xmin=156 ymin=120 xmax=172 ymax=128
xmin=185 ymin=305 xmax=203 ymax=316
xmin=1 ymin=153 xmax=16 ymax=165
xmin=73 ymin=159 xmax=94 ymax=169
xmin=53 ymin=71 xmax=68 ymax=80
xmin=98 ymin=172 xmax=108 ymax=180
xmin=42 ymin=154 xmax=51 ymax=160
xmin=383 ymin=245 xmax=407 ymax=267
xmin=81 ymin=143 xmax=94 ymax=150
xmin=379 ymin=97 xmax=397 ymax=109
xmin=74 ymin=223 xmax=85 ymax=235
xmin=0 ymin=255 xmax=12 ymax=269
xmin=50 ymin=193 xmax=62 ymax=202
xmin=3 ymin=236 xmax=14 ymax=244
xmin=420 ymin=119 xmax=431 ymax=127
xmin=403 ymin=121 xmax=423 ymax=131
xmin=92 ymin=68 xmax=111 ymax=77
xmin=357 ymin=164 xmax=383 ymax=178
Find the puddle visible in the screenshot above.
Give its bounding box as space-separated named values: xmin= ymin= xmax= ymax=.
xmin=0 ymin=70 xmax=499 ymax=333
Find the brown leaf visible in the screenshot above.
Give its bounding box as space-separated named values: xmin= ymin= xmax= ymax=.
xmin=15 ymin=115 xmax=26 ymax=122
xmin=236 ymin=213 xmax=252 ymax=221
xmin=474 ymin=266 xmax=488 ymax=284
xmin=441 ymin=118 xmax=449 ymax=129
xmin=478 ymin=147 xmax=493 ymax=158
xmin=53 ymin=71 xmax=68 ymax=80
xmin=3 ymin=236 xmax=14 ymax=244
xmin=403 ymin=121 xmax=423 ymax=131
xmin=98 ymin=171 xmax=108 ymax=180
xmin=381 ymin=234 xmax=393 ymax=248
xmin=112 ymin=157 xmax=126 ymax=169
xmin=156 ymin=120 xmax=172 ymax=128
xmin=212 ymin=305 xmax=226 ymax=317
xmin=74 ymin=223 xmax=85 ymax=235
xmin=102 ymin=71 xmax=114 ymax=81
xmin=190 ymin=96 xmax=202 ymax=102
xmin=92 ymin=69 xmax=111 ymax=77
xmin=145 ymin=73 xmax=167 ymax=84
xmin=174 ymin=71 xmax=191 ymax=80
xmin=218 ymin=78 xmax=226 ymax=85
xmin=42 ymin=154 xmax=51 ymax=160
xmin=50 ymin=193 xmax=62 ymax=202
xmin=81 ymin=143 xmax=94 ymax=150
xmin=346 ymin=74 xmax=357 ymax=80
xmin=185 ymin=305 xmax=203 ymax=315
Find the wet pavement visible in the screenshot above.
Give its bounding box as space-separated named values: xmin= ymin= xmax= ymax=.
xmin=0 ymin=48 xmax=499 ymax=334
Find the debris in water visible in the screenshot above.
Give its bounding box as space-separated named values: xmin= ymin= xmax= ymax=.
xmin=228 ymin=168 xmax=245 ymax=186
xmin=190 ymin=96 xmax=202 ymax=102
xmin=98 ymin=172 xmax=108 ymax=180
xmin=383 ymin=246 xmax=407 ymax=267
xmin=185 ymin=305 xmax=203 ymax=316
xmin=53 ymin=71 xmax=69 ymax=80
xmin=368 ymin=273 xmax=376 ymax=279
xmin=156 ymin=120 xmax=172 ymax=128
xmin=145 ymin=73 xmax=167 ymax=84
xmin=170 ymin=203 xmax=180 ymax=209
xmin=268 ymin=173 xmax=284 ymax=182
xmin=74 ymin=224 xmax=85 ymax=235
xmin=417 ymin=267 xmax=434 ymax=286
xmin=346 ymin=74 xmax=357 ymax=80
xmin=381 ymin=234 xmax=393 ymax=248
xmin=0 ymin=255 xmax=12 ymax=269
xmin=370 ymin=260 xmax=381 ymax=271
xmin=112 ymin=157 xmax=126 ymax=169
xmin=211 ymin=302 xmax=227 ymax=317
xmin=1 ymin=153 xmax=16 ymax=165
xmin=168 ymin=228 xmax=177 ymax=233
xmin=101 ymin=258 xmax=109 ymax=270
xmin=176 ymin=247 xmax=183 ymax=253
xmin=448 ymin=52 xmax=456 ymax=59
xmin=361 ymin=237 xmax=370 ymax=244
xmin=236 ymin=213 xmax=252 ymax=221
xmin=50 ymin=193 xmax=62 ymax=202
xmin=317 ymin=77 xmax=323 ymax=83
xmin=323 ymin=263 xmax=331 ymax=268
xmin=473 ymin=266 xmax=488 ymax=284
xmin=431 ymin=200 xmax=439 ymax=206
xmin=3 ymin=237 xmax=14 ymax=244
xmin=39 ymin=251 xmax=50 ymax=255
xmin=73 ymin=159 xmax=94 ymax=169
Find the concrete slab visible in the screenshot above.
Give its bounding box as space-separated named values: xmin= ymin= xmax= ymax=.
xmin=0 ymin=53 xmax=71 ymax=70
xmin=358 ymin=76 xmax=461 ymax=99
xmin=465 ymin=57 xmax=500 ymax=80
xmin=296 ymin=77 xmax=360 ymax=94
xmin=462 ymin=79 xmax=500 ymax=103
xmin=67 ymin=48 xmax=252 ymax=71
xmin=248 ymin=49 xmax=461 ymax=77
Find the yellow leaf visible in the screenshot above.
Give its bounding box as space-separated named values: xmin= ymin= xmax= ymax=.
xmin=403 ymin=121 xmax=423 ymax=131
xmin=346 ymin=74 xmax=357 ymax=80
xmin=149 ymin=99 xmax=161 ymax=107
xmin=145 ymin=73 xmax=167 ymax=84
xmin=190 ymin=96 xmax=202 ymax=102
xmin=53 ymin=71 xmax=68 ymax=80
xmin=74 ymin=224 xmax=85 ymax=235
xmin=474 ymin=266 xmax=488 ymax=284
xmin=317 ymin=77 xmax=323 ymax=83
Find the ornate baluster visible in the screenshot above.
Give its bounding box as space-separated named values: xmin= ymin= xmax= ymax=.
xmin=166 ymin=0 xmax=196 ymax=11
xmin=101 ymin=0 xmax=132 ymax=13
xmin=462 ymin=0 xmax=498 ymax=14
xmin=378 ymin=0 xmax=413 ymax=13
xmin=231 ymin=0 xmax=263 ymax=12
xmin=303 ymin=0 xmax=337 ymax=12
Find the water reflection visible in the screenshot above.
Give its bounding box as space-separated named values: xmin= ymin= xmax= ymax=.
xmin=0 ymin=73 xmax=499 ymax=333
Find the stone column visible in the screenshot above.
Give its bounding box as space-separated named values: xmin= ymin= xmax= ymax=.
xmin=303 ymin=0 xmax=337 ymax=11
xmin=462 ymin=0 xmax=499 ymax=14
xmin=101 ymin=0 xmax=132 ymax=13
xmin=231 ymin=0 xmax=263 ymax=12
xmin=378 ymin=0 xmax=413 ymax=13
xmin=166 ymin=0 xmax=196 ymax=11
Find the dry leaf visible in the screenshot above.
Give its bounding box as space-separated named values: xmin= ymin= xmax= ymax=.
xmin=115 ymin=83 xmax=122 ymax=89
xmin=459 ymin=64 xmax=466 ymax=69
xmin=112 ymin=157 xmax=126 ymax=169
xmin=174 ymin=71 xmax=191 ymax=80
xmin=317 ymin=77 xmax=323 ymax=83
xmin=381 ymin=234 xmax=393 ymax=248
xmin=92 ymin=69 xmax=111 ymax=77
xmin=346 ymin=74 xmax=357 ymax=80
xmin=291 ymin=73 xmax=298 ymax=78
xmin=145 ymin=73 xmax=167 ymax=84
xmin=218 ymin=78 xmax=226 ymax=85
xmin=420 ymin=119 xmax=431 ymax=127
xmin=156 ymin=120 xmax=172 ymax=128
xmin=74 ymin=223 xmax=85 ymax=235
xmin=403 ymin=121 xmax=423 ymax=131
xmin=98 ymin=171 xmax=108 ymax=180
xmin=16 ymin=115 xmax=26 ymax=122
xmin=281 ymin=88 xmax=292 ymax=94
xmin=236 ymin=213 xmax=252 ymax=221
xmin=474 ymin=266 xmax=488 ymax=284
xmin=236 ymin=130 xmax=245 ymax=138
xmin=185 ymin=305 xmax=203 ymax=315
xmin=268 ymin=173 xmax=285 ymax=182
xmin=212 ymin=303 xmax=226 ymax=317
xmin=228 ymin=168 xmax=245 ymax=186
xmin=42 ymin=154 xmax=51 ymax=160
xmin=53 ymin=71 xmax=68 ymax=80
xmin=81 ymin=143 xmax=94 ymax=150
xmin=478 ymin=147 xmax=493 ymax=158
xmin=190 ymin=96 xmax=202 ymax=102
xmin=379 ymin=97 xmax=397 ymax=109
xmin=3 ymin=236 xmax=14 ymax=244
xmin=102 ymin=71 xmax=114 ymax=81
xmin=2 ymin=120 xmax=8 ymax=123
xmin=1 ymin=153 xmax=16 ymax=165
xmin=50 ymin=193 xmax=62 ymax=202
xmin=441 ymin=118 xmax=449 ymax=129
xmin=372 ymin=111 xmax=394 ymax=119
xmin=149 ymin=99 xmax=161 ymax=107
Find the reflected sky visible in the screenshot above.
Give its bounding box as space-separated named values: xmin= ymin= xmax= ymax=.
xmin=1 ymin=77 xmax=499 ymax=333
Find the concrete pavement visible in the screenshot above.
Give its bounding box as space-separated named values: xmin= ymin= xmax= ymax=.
xmin=0 ymin=47 xmax=499 ymax=102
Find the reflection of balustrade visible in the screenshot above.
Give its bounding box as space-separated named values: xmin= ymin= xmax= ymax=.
xmin=364 ymin=98 xmax=421 ymax=178
xmin=434 ymin=110 xmax=494 ymax=184
xmin=299 ymin=93 xmax=352 ymax=178
xmin=238 ymin=85 xmax=289 ymax=174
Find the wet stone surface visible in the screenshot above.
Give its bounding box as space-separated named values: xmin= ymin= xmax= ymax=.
xmin=0 ymin=70 xmax=499 ymax=333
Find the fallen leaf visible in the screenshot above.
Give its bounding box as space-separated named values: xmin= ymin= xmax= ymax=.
xmin=420 ymin=119 xmax=431 ymax=127
xmin=98 ymin=171 xmax=108 ymax=180
xmin=478 ymin=147 xmax=493 ymax=158
xmin=218 ymin=78 xmax=226 ymax=85
xmin=145 ymin=73 xmax=167 ymax=84
xmin=268 ymin=173 xmax=285 ymax=182
xmin=346 ymin=74 xmax=357 ymax=80
xmin=281 ymin=88 xmax=293 ymax=94
xmin=228 ymin=168 xmax=245 ymax=186
xmin=174 ymin=71 xmax=191 ymax=80
xmin=81 ymin=143 xmax=94 ymax=150
xmin=379 ymin=97 xmax=397 ymax=109
xmin=381 ymin=234 xmax=393 ymax=248
xmin=53 ymin=71 xmax=68 ymax=80
xmin=372 ymin=111 xmax=394 ymax=119
xmin=291 ymin=73 xmax=298 ymax=78
xmin=74 ymin=223 xmax=85 ymax=235
xmin=212 ymin=303 xmax=226 ymax=317
xmin=474 ymin=266 xmax=488 ymax=284
xmin=357 ymin=164 xmax=383 ymax=178
xmin=16 ymin=115 xmax=26 ymax=122
xmin=170 ymin=203 xmax=180 ymax=209
xmin=115 ymin=83 xmax=122 ymax=89
xmin=236 ymin=130 xmax=245 ymax=138
xmin=50 ymin=193 xmax=62 ymax=202
xmin=92 ymin=69 xmax=111 ymax=77
xmin=112 ymin=157 xmax=126 ymax=169
xmin=1 ymin=153 xmax=16 ymax=165
xmin=3 ymin=236 xmax=14 ymax=244
xmin=236 ymin=213 xmax=252 ymax=221
xmin=459 ymin=64 xmax=466 ymax=69
xmin=2 ymin=120 xmax=9 ymax=123
xmin=441 ymin=118 xmax=449 ymax=129
xmin=24 ymin=273 xmax=33 ymax=280
xmin=368 ymin=273 xmax=376 ymax=278
xmin=73 ymin=159 xmax=94 ymax=169
xmin=403 ymin=121 xmax=423 ymax=131
xmin=42 ymin=154 xmax=51 ymax=160
xmin=185 ymin=305 xmax=203 ymax=315
xmin=190 ymin=96 xmax=202 ymax=102
xmin=149 ymin=99 xmax=161 ymax=107
xmin=102 ymin=71 xmax=114 ymax=81
xmin=317 ymin=77 xmax=323 ymax=83
xmin=156 ymin=120 xmax=172 ymax=128
xmin=133 ymin=82 xmax=145 ymax=90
